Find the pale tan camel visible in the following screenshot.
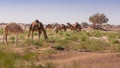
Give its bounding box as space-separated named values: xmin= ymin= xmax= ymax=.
xmin=28 ymin=19 xmax=48 ymax=39
xmin=3 ymin=23 xmax=24 ymax=45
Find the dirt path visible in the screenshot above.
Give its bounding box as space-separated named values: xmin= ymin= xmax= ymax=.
xmin=12 ymin=46 xmax=120 ymax=68
xmin=46 ymin=52 xmax=120 ymax=68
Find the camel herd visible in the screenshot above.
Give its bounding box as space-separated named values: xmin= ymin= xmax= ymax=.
xmin=0 ymin=20 xmax=120 ymax=45
xmin=2 ymin=19 xmax=82 ymax=45
xmin=46 ymin=22 xmax=81 ymax=33
xmin=2 ymin=19 xmax=120 ymax=45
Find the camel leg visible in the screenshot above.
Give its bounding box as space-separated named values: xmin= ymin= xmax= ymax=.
xmin=15 ymin=34 xmax=18 ymax=45
xmin=3 ymin=34 xmax=5 ymax=43
xmin=38 ymin=31 xmax=42 ymax=39
xmin=28 ymin=29 xmax=31 ymax=39
xmin=55 ymin=28 xmax=59 ymax=33
xmin=32 ymin=30 xmax=34 ymax=40
xmin=64 ymin=28 xmax=66 ymax=32
xmin=4 ymin=34 xmax=8 ymax=45
xmin=42 ymin=28 xmax=48 ymax=39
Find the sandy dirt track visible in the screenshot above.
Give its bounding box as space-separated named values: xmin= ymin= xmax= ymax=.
xmin=46 ymin=52 xmax=120 ymax=68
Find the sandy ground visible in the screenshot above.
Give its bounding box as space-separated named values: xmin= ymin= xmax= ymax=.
xmin=12 ymin=46 xmax=120 ymax=68
xmin=48 ymin=52 xmax=120 ymax=68
xmin=1 ymin=35 xmax=120 ymax=68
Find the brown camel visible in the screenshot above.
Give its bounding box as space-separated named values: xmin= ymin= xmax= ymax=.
xmin=28 ymin=19 xmax=48 ymax=39
xmin=66 ymin=23 xmax=73 ymax=30
xmin=72 ymin=22 xmax=81 ymax=31
xmin=55 ymin=24 xmax=67 ymax=33
xmin=3 ymin=23 xmax=24 ymax=45
xmin=45 ymin=24 xmax=53 ymax=29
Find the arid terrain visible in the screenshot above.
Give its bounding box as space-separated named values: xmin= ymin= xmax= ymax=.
xmin=0 ymin=24 xmax=120 ymax=68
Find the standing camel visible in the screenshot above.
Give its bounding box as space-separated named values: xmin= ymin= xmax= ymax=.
xmin=3 ymin=23 xmax=24 ymax=45
xmin=28 ymin=19 xmax=48 ymax=39
xmin=72 ymin=22 xmax=81 ymax=31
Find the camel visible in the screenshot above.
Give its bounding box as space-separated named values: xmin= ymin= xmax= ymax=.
xmin=3 ymin=23 xmax=24 ymax=45
xmin=28 ymin=19 xmax=48 ymax=39
xmin=72 ymin=22 xmax=81 ymax=31
xmin=45 ymin=24 xmax=53 ymax=29
xmin=66 ymin=22 xmax=81 ymax=31
xmin=55 ymin=24 xmax=67 ymax=33
xmin=66 ymin=23 xmax=73 ymax=30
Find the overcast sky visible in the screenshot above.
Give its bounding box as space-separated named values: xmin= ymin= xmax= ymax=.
xmin=0 ymin=0 xmax=119 ymax=25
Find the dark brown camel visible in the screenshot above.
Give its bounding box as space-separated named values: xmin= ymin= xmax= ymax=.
xmin=72 ymin=22 xmax=81 ymax=31
xmin=66 ymin=23 xmax=73 ymax=30
xmin=28 ymin=19 xmax=48 ymax=39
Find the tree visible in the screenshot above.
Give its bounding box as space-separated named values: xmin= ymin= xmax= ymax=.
xmin=89 ymin=13 xmax=109 ymax=29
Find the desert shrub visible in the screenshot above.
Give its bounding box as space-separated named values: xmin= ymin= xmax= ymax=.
xmin=0 ymin=42 xmax=4 ymax=46
xmin=65 ymin=33 xmax=71 ymax=36
xmin=9 ymin=35 xmax=15 ymax=40
xmin=89 ymin=30 xmax=105 ymax=37
xmin=34 ymin=32 xmax=38 ymax=35
xmin=33 ymin=39 xmax=43 ymax=46
xmin=111 ymin=39 xmax=120 ymax=44
xmin=44 ymin=62 xmax=56 ymax=68
xmin=24 ymin=39 xmax=43 ymax=46
xmin=0 ymin=28 xmax=3 ymax=35
xmin=59 ymin=31 xmax=63 ymax=35
xmin=22 ymin=52 xmax=36 ymax=61
xmin=43 ymin=49 xmax=56 ymax=55
xmin=19 ymin=35 xmax=25 ymax=40
xmin=82 ymin=39 xmax=110 ymax=51
xmin=0 ymin=51 xmax=19 ymax=68
xmin=64 ymin=36 xmax=79 ymax=41
xmin=111 ymin=44 xmax=120 ymax=52
xmin=53 ymin=45 xmax=65 ymax=50
xmin=24 ymin=39 xmax=34 ymax=45
xmin=79 ymin=35 xmax=89 ymax=42
xmin=37 ymin=62 xmax=56 ymax=68
xmin=47 ymin=37 xmax=57 ymax=43
xmin=71 ymin=61 xmax=80 ymax=68
xmin=107 ymin=32 xmax=119 ymax=40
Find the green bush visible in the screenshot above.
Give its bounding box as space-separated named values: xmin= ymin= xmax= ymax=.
xmin=0 ymin=28 xmax=3 ymax=35
xmin=33 ymin=39 xmax=43 ymax=46
xmin=0 ymin=51 xmax=19 ymax=68
xmin=111 ymin=40 xmax=120 ymax=44
xmin=53 ymin=45 xmax=65 ymax=50
xmin=9 ymin=36 xmax=15 ymax=40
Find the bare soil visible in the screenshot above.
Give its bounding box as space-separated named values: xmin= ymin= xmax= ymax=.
xmin=45 ymin=51 xmax=120 ymax=68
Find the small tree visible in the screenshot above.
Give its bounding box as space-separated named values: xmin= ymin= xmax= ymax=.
xmin=89 ymin=13 xmax=109 ymax=29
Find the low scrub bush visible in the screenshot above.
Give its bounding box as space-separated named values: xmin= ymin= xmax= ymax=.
xmin=53 ymin=45 xmax=65 ymax=50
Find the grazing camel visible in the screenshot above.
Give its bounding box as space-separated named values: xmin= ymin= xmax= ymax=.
xmin=55 ymin=24 xmax=67 ymax=33
xmin=66 ymin=23 xmax=73 ymax=30
xmin=28 ymin=19 xmax=48 ymax=39
xmin=72 ymin=22 xmax=81 ymax=31
xmin=45 ymin=24 xmax=53 ymax=29
xmin=3 ymin=23 xmax=24 ymax=45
